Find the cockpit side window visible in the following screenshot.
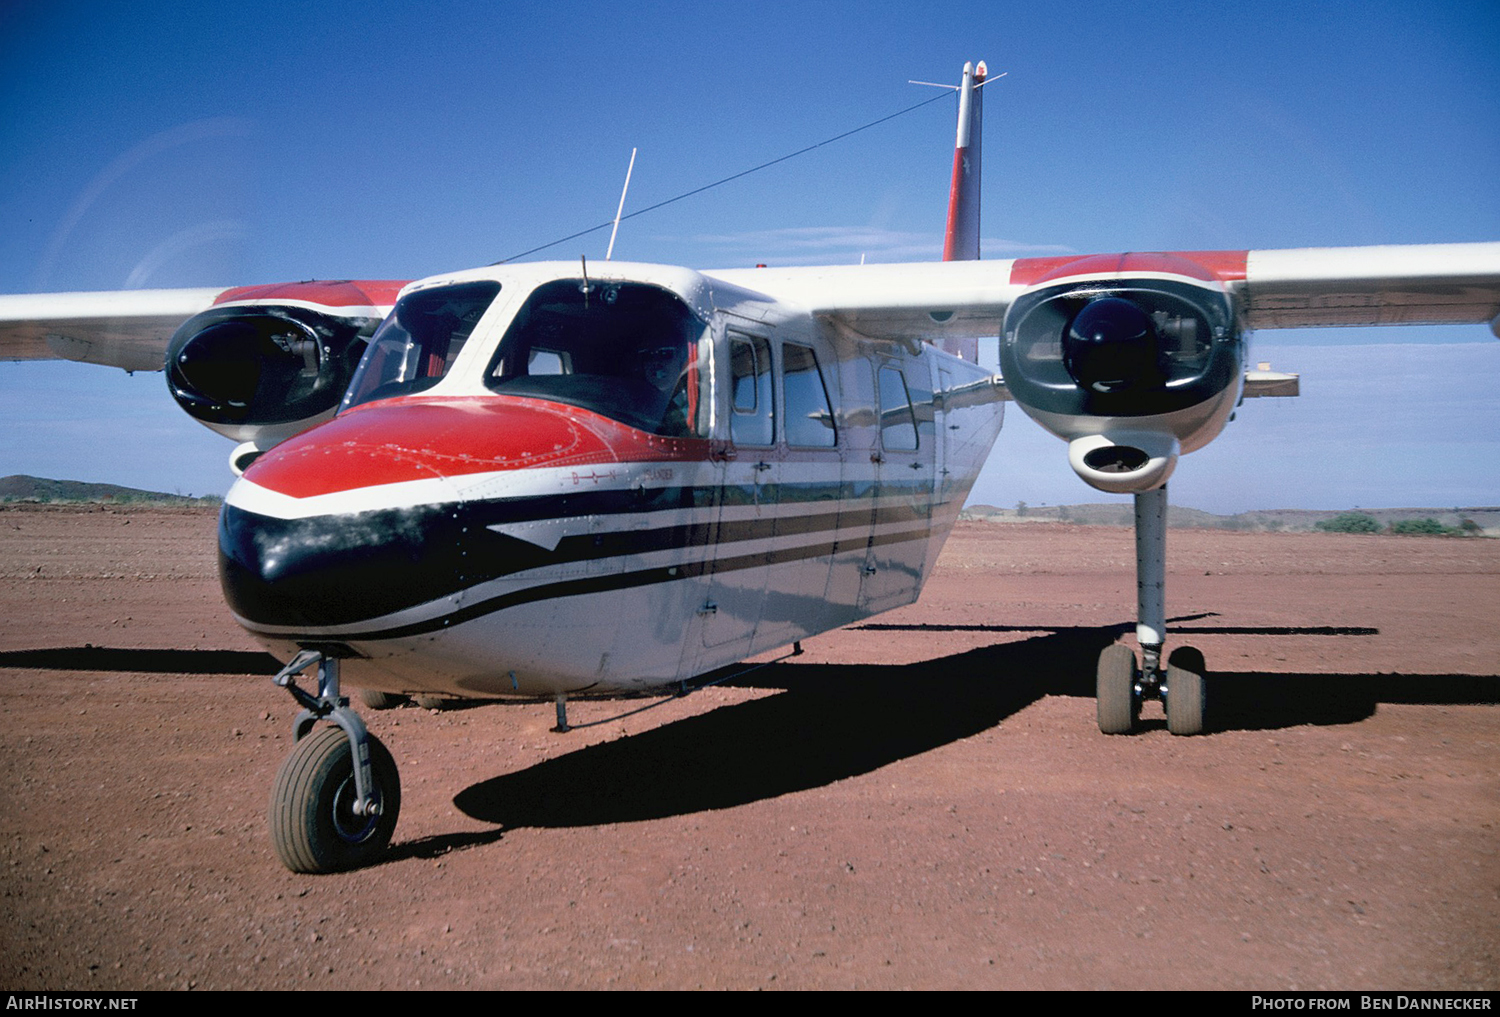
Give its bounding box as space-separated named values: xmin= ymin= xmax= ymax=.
xmin=484 ymin=280 xmax=710 ymax=438
xmin=342 ymin=281 xmax=501 ymax=410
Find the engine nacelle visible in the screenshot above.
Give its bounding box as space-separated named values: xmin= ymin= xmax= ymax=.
xmin=999 ymin=254 xmax=1243 ymax=493
xmin=165 ymin=302 xmax=382 ymax=447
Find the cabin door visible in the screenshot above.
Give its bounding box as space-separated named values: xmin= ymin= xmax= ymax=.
xmin=697 ymin=331 xmax=777 ymax=654
xmin=935 ymin=365 xmax=956 ymax=506
xmin=859 ymin=358 xmax=933 ymax=612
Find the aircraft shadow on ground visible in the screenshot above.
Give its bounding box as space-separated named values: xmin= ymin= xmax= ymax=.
xmin=4 ymin=636 xmax=1493 ymax=863
xmin=447 ymin=622 xmax=1499 ymax=837
xmin=0 ymin=646 xmax=283 ymax=675
xmin=853 ymin=615 xmax=1379 ymax=637
xmin=448 ymin=623 xmax=1114 ymax=836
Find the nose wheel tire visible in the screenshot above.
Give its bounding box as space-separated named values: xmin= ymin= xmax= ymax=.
xmin=1165 ymin=646 xmax=1207 ymax=736
xmin=1096 ymin=643 xmax=1140 ymax=734
xmin=270 ymin=726 xmax=401 ymax=873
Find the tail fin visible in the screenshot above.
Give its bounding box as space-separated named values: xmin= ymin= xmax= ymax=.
xmin=942 ymin=60 xmax=985 ymax=263
xmin=939 ymin=60 xmax=985 ymax=361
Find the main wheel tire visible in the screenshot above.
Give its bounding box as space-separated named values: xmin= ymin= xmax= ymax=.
xmin=1165 ymin=646 xmax=1208 ymax=736
xmin=270 ymin=726 xmax=401 ymax=874
xmin=413 ymin=694 xmax=449 ymax=711
xmin=359 ymin=688 xmax=406 ymax=710
xmin=1096 ymin=643 xmax=1139 ymax=735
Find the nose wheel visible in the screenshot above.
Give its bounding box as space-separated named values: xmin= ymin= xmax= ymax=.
xmin=270 ymin=726 xmax=401 ymax=873
xmin=268 ymin=650 xmax=402 ymax=873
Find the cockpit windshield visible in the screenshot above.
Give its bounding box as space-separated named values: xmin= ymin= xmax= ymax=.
xmin=484 ymin=279 xmax=710 ymax=438
xmin=341 ymin=281 xmax=501 ymax=411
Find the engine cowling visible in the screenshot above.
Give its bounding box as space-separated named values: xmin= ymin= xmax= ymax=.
xmin=999 ymin=254 xmax=1244 ymax=493
xmin=164 ymin=281 xmax=402 ymax=449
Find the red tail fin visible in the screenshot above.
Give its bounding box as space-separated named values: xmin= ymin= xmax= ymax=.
xmin=942 ymin=60 xmax=985 ymax=263
xmin=938 ymin=61 xmax=985 ymax=361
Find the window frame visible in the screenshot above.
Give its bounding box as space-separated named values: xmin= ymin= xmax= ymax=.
xmin=728 ymin=332 xmax=775 ymax=447
xmin=781 ymin=341 xmax=838 ymax=449
xmin=877 ymin=362 xmax=920 ymax=452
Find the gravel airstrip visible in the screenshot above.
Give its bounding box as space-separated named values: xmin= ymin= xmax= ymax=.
xmin=1 ymin=506 xmax=1495 ymax=990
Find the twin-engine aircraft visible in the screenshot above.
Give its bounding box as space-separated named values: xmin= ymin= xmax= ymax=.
xmin=3 ymin=61 xmax=1499 ymax=873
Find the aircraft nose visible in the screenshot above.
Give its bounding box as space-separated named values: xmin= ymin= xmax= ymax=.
xmin=218 ymin=488 xmax=471 ymax=631
xmin=214 ymin=394 xmax=621 ymax=634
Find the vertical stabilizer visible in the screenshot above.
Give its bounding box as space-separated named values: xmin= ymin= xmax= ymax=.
xmin=938 ymin=61 xmax=985 ymax=360
xmin=942 ymin=60 xmax=985 ymax=263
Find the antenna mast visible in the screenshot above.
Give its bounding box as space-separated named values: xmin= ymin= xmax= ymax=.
xmin=605 ymin=148 xmax=638 ymax=261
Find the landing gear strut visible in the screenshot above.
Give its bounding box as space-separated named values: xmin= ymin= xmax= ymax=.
xmin=1096 ymin=486 xmax=1207 ymax=736
xmin=268 ymin=650 xmax=401 ymax=872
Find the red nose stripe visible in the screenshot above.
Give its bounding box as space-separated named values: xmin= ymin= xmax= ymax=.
xmin=243 ymin=397 xmax=708 ymax=499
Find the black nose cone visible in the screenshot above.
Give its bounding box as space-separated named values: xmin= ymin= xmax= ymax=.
xmin=217 ymin=500 xmax=469 ymax=630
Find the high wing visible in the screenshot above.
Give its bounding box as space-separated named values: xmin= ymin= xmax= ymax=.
xmin=1240 ymin=243 xmax=1500 ymax=332
xmin=0 ymin=280 xmax=405 ymax=453
xmin=0 ymin=287 xmax=230 ymax=372
xmin=1 ymin=242 xmax=1496 ymax=447
xmin=4 ymin=242 xmax=1496 ymax=375
xmin=714 ymin=240 xmax=1500 ymax=345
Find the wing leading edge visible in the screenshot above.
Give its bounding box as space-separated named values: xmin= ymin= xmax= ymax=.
xmin=1 ymin=241 xmax=1496 ymax=377
xmin=0 ymin=288 xmax=229 ymax=372
xmin=0 ymin=279 xmax=408 ymax=375
xmin=1239 ymin=243 xmax=1500 ymax=335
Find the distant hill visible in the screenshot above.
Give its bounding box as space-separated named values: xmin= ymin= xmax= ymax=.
xmin=962 ymin=502 xmax=1500 ymax=534
xmin=0 ymin=475 xmax=220 ymax=506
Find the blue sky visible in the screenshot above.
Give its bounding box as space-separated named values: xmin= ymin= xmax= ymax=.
xmin=1 ymin=0 xmax=1497 ymax=512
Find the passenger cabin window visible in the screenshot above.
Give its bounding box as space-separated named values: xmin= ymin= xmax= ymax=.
xmin=729 ymin=335 xmax=774 ymax=446
xmin=878 ymin=365 xmax=919 ymax=451
xmin=484 ymin=280 xmax=710 ymax=438
xmin=782 ymin=342 xmax=837 ymax=448
xmin=342 ymin=281 xmax=501 ymax=410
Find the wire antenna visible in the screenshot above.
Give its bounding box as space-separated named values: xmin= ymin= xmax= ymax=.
xmin=495 ymin=88 xmax=958 ymax=264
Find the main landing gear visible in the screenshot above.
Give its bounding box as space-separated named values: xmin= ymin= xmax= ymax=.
xmin=1096 ymin=486 xmax=1208 ymax=736
xmin=269 ymin=650 xmax=401 ymax=873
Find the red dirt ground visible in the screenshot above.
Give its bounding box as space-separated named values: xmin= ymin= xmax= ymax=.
xmin=0 ymin=506 xmax=1495 ymax=990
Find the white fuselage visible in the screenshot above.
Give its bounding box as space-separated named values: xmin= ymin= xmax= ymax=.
xmin=220 ymin=262 xmax=1005 ymax=698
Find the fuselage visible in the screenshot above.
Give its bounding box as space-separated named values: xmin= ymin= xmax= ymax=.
xmin=219 ymin=261 xmax=1005 ymax=697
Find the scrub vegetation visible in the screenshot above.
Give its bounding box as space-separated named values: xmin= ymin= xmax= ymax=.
xmin=963 ymin=502 xmax=1495 ymax=535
